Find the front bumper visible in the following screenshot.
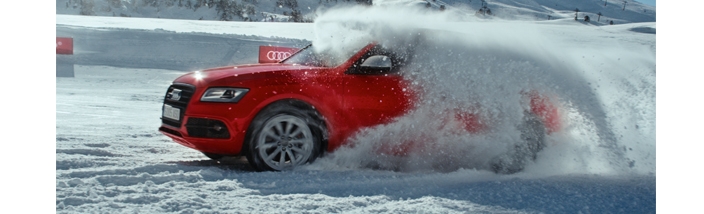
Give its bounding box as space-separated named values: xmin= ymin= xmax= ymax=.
xmin=159 ymin=83 xmax=249 ymax=155
xmin=159 ymin=116 xmax=246 ymax=155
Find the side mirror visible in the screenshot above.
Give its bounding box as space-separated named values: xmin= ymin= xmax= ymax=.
xmin=356 ymin=55 xmax=392 ymax=74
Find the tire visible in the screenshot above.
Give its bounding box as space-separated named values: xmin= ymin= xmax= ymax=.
xmin=244 ymin=100 xmax=324 ymax=171
xmin=490 ymin=112 xmax=547 ymax=174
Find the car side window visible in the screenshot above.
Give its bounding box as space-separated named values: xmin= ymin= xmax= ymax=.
xmin=361 ymin=55 xmax=392 ymax=68
xmin=350 ymin=55 xmax=393 ymax=75
xmin=348 ymin=46 xmax=407 ymax=75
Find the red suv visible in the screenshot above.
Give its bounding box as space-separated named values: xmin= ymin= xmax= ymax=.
xmin=159 ymin=41 xmax=561 ymax=173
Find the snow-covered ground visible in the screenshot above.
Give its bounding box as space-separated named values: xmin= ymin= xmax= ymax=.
xmin=52 ymin=3 xmax=660 ymax=211
xmin=55 ymin=63 xmax=655 ymax=213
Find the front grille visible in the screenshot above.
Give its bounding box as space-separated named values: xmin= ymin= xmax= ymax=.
xmin=161 ymin=83 xmax=195 ymax=128
xmin=185 ymin=118 xmax=231 ymax=139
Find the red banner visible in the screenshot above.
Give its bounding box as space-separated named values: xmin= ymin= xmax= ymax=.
xmin=258 ymin=46 xmax=299 ymax=63
xmin=57 ymin=37 xmax=73 ymax=55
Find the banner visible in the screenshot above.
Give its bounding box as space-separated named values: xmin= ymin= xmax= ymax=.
xmin=258 ymin=46 xmax=299 ymax=63
xmin=57 ymin=37 xmax=73 ymax=55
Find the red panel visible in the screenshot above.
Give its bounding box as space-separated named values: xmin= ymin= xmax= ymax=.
xmin=528 ymin=92 xmax=562 ymax=133
xmin=56 ymin=37 xmax=73 ymax=55
xmin=258 ymin=46 xmax=299 ymax=63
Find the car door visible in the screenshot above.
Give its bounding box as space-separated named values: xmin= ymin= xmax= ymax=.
xmin=342 ymin=45 xmax=414 ymax=128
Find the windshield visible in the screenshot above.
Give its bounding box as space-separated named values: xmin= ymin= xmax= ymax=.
xmin=281 ymin=44 xmax=362 ymax=67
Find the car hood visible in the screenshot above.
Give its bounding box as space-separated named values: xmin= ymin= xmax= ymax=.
xmin=173 ymin=63 xmax=323 ymax=86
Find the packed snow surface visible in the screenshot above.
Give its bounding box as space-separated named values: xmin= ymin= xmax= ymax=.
xmin=56 ymin=4 xmax=655 ymax=213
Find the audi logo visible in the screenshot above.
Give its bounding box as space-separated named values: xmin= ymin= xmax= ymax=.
xmin=266 ymin=51 xmax=292 ymax=61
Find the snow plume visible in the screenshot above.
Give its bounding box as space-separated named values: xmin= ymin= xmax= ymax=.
xmin=305 ymin=5 xmax=655 ymax=176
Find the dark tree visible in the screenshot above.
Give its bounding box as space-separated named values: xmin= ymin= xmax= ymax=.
xmin=215 ymin=0 xmax=246 ymax=21
xmin=80 ymin=0 xmax=95 ymax=15
xmin=193 ymin=0 xmax=201 ymax=9
xmin=275 ymin=0 xmax=299 ymax=10
xmin=289 ymin=10 xmax=304 ymax=22
xmin=108 ymin=0 xmax=122 ymax=7
xmin=246 ymin=5 xmax=256 ymax=16
xmin=355 ymin=0 xmax=372 ymax=5
xmin=216 ymin=0 xmax=232 ymax=20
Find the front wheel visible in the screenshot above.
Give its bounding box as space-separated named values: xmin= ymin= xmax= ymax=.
xmin=245 ymin=102 xmax=323 ymax=171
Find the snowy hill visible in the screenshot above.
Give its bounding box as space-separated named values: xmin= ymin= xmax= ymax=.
xmin=57 ymin=0 xmax=655 ymax=24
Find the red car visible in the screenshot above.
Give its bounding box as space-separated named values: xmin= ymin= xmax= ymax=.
xmin=159 ymin=41 xmax=561 ymax=173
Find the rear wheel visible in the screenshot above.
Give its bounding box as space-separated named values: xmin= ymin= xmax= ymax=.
xmin=245 ymin=101 xmax=323 ymax=171
xmin=491 ymin=112 xmax=547 ymax=174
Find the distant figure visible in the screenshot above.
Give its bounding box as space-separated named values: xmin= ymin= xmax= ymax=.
xmin=609 ymin=20 xmax=614 ymax=25
xmin=486 ymin=8 xmax=492 ymax=15
xmin=440 ymin=5 xmax=446 ymax=11
xmin=584 ymin=15 xmax=590 ymax=22
xmin=426 ymin=2 xmax=431 ymax=8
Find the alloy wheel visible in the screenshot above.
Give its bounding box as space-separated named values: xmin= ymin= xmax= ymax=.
xmin=255 ymin=114 xmax=314 ymax=170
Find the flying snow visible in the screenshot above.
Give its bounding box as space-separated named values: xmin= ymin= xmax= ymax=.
xmin=303 ymin=5 xmax=655 ymax=176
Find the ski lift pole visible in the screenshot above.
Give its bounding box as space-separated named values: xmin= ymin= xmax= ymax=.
xmin=622 ymin=0 xmax=627 ymax=11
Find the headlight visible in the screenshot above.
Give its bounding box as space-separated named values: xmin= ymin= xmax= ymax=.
xmin=200 ymin=88 xmax=249 ymax=103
